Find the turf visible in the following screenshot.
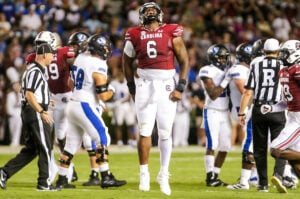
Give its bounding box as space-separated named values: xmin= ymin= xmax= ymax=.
xmin=0 ymin=145 xmax=299 ymax=199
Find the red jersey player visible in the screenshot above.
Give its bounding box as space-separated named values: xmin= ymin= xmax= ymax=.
xmin=122 ymin=2 xmax=189 ymax=196
xmin=261 ymin=40 xmax=300 ymax=188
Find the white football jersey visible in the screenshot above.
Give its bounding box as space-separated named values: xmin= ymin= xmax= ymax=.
xmin=70 ymin=53 xmax=108 ymax=104
xmin=110 ymin=78 xmax=130 ymax=102
xmin=229 ymin=63 xmax=250 ymax=108
xmin=199 ymin=64 xmax=229 ymax=110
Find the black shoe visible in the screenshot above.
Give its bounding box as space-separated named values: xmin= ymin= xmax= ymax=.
xmin=101 ymin=173 xmax=127 ymax=188
xmin=0 ymin=169 xmax=7 ymax=190
xmin=205 ymin=172 xmax=227 ymax=187
xmin=257 ymin=185 xmax=268 ymax=192
xmin=55 ymin=175 xmax=76 ymax=189
xmin=71 ymin=167 xmax=78 ymax=182
xmin=83 ymin=171 xmax=101 ymax=186
xmin=36 ymin=184 xmax=61 ymax=191
xmin=206 ymin=178 xmax=228 ymax=187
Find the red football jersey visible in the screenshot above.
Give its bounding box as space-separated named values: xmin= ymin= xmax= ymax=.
xmin=279 ymin=64 xmax=300 ymax=111
xmin=26 ymin=46 xmax=75 ymax=94
xmin=125 ymin=23 xmax=183 ymax=70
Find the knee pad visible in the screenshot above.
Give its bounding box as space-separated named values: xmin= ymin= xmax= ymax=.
xmin=158 ymin=129 xmax=171 ymax=140
xmin=87 ymin=149 xmax=96 ymax=157
xmin=242 ymin=151 xmax=255 ymax=165
xmin=96 ymin=147 xmax=109 ymax=164
xmin=59 ymin=150 xmax=73 ymax=166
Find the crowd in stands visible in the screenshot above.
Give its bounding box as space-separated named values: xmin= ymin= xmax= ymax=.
xmin=0 ymin=0 xmax=300 ymax=145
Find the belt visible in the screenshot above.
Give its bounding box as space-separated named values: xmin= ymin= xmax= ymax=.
xmin=254 ymin=100 xmax=277 ymax=106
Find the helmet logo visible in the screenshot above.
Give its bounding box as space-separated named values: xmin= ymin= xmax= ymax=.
xmin=97 ymin=37 xmax=107 ymax=45
xmin=77 ymin=33 xmax=88 ymax=41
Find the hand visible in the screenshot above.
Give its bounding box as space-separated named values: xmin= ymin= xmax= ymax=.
xmin=169 ymin=90 xmax=182 ymax=102
xmin=41 ymin=111 xmax=54 ymax=124
xmin=260 ymin=104 xmax=272 ymax=114
xmin=238 ymin=114 xmax=246 ymax=126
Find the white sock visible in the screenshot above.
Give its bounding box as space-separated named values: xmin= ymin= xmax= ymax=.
xmin=240 ymin=169 xmax=251 ymax=185
xmin=283 ymin=164 xmax=292 ymax=177
xmin=214 ymin=167 xmax=221 ymax=175
xmin=158 ymin=138 xmax=172 ymax=172
xmin=58 ymin=166 xmax=69 ymax=176
xmin=140 ymin=164 xmax=149 ymax=173
xmin=205 ymin=155 xmax=214 ymax=173
xmin=99 ymin=163 xmax=109 ymax=172
xmin=250 ymin=167 xmax=258 ymax=178
xmin=92 ymin=168 xmax=99 ymax=173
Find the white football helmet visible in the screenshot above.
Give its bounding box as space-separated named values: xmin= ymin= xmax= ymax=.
xmin=279 ymin=40 xmax=300 ymax=66
xmin=34 ymin=31 xmax=57 ymax=50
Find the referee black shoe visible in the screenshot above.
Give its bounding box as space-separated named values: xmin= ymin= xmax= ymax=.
xmin=100 ymin=173 xmax=127 ymax=188
xmin=55 ymin=175 xmax=76 ymax=189
xmin=0 ymin=169 xmax=7 ymax=190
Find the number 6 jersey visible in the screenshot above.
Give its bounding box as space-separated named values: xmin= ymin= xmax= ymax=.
xmin=124 ymin=23 xmax=183 ymax=70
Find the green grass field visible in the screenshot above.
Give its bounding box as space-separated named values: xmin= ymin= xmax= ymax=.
xmin=0 ymin=145 xmax=299 ymax=199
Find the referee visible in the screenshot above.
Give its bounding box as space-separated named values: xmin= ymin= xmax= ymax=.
xmin=238 ymin=38 xmax=286 ymax=192
xmin=0 ymin=43 xmax=58 ymax=191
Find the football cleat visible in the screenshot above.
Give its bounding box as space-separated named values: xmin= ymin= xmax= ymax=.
xmin=83 ymin=171 xmax=101 ymax=186
xmin=0 ymin=169 xmax=7 ymax=190
xmin=271 ymin=176 xmax=288 ymax=193
xmin=71 ymin=167 xmax=78 ymax=182
xmin=139 ymin=171 xmax=150 ymax=191
xmin=101 ymin=173 xmax=127 ymax=188
xmin=36 ymin=184 xmax=61 ymax=191
xmin=227 ymin=183 xmax=249 ymax=190
xmin=206 ymin=178 xmax=228 ymax=187
xmin=157 ymin=172 xmax=171 ymax=195
xmin=282 ymin=176 xmax=296 ymax=189
xmin=55 ymin=175 xmax=76 ymax=189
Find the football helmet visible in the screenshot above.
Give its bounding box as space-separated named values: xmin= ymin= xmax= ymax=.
xmin=87 ymin=34 xmax=112 ymax=60
xmin=235 ymin=43 xmax=253 ymax=65
xmin=279 ymin=40 xmax=300 ymax=66
xmin=139 ymin=2 xmax=163 ymax=25
xmin=68 ymin=32 xmax=89 ymax=54
xmin=251 ymin=39 xmax=265 ymax=59
xmin=34 ymin=31 xmax=57 ymax=50
xmin=207 ymin=44 xmax=231 ymax=70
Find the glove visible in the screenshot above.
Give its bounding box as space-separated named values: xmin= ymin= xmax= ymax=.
xmin=107 ymin=84 xmax=115 ymax=93
xmin=220 ymin=70 xmax=232 ymax=88
xmin=260 ymin=104 xmax=272 ymax=114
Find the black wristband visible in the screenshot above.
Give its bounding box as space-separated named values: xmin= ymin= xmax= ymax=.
xmin=238 ymin=113 xmax=245 ymax=117
xmin=175 ymin=79 xmax=187 ymax=93
xmin=127 ymin=81 xmax=136 ymax=95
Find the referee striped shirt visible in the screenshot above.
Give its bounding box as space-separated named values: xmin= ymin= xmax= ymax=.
xmin=21 ymin=62 xmax=50 ymax=108
xmin=245 ymin=57 xmax=283 ymax=102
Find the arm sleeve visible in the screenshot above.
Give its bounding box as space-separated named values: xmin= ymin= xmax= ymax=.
xmin=123 ymin=40 xmax=136 ymax=58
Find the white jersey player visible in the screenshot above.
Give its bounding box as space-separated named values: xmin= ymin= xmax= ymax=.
xmin=55 ymin=34 xmax=126 ymax=189
xmin=199 ymin=44 xmax=232 ymax=187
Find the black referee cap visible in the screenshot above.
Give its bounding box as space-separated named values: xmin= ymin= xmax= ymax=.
xmin=36 ymin=43 xmax=55 ymax=55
